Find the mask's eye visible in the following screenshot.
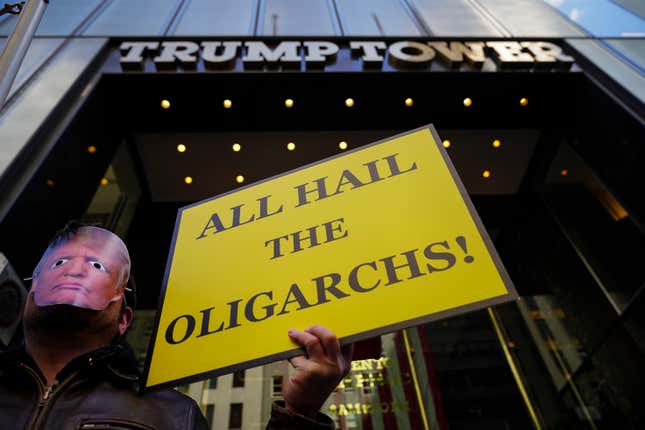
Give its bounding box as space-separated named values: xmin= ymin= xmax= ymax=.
xmin=89 ymin=260 xmax=107 ymax=272
xmin=51 ymin=258 xmax=69 ymax=268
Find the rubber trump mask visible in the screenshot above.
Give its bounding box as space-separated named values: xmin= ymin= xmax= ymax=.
xmin=32 ymin=226 xmax=131 ymax=311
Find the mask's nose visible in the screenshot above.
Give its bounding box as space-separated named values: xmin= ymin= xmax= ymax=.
xmin=63 ymin=258 xmax=87 ymax=278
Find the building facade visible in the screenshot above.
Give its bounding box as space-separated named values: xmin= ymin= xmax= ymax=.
xmin=0 ymin=1 xmax=644 ymax=429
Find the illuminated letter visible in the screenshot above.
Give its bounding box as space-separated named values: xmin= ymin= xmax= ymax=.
xmin=304 ymin=41 xmax=339 ymax=68
xmin=243 ymin=41 xmax=301 ymax=69
xmin=388 ymin=41 xmax=435 ymax=69
xmin=154 ymin=41 xmax=200 ymax=70
xmin=428 ymin=41 xmax=486 ymax=68
xmin=350 ymin=41 xmax=387 ymax=68
xmin=201 ymin=41 xmax=242 ymax=69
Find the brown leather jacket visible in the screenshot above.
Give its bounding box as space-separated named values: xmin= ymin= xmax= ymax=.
xmin=0 ymin=342 xmax=333 ymax=430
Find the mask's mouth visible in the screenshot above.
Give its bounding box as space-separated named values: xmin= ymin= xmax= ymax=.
xmin=53 ymin=283 xmax=87 ymax=291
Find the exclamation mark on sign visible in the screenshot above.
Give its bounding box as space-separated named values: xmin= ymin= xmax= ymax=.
xmin=456 ymin=236 xmax=474 ymax=263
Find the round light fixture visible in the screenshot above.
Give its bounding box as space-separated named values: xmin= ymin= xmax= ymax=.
xmin=492 ymin=139 xmax=501 ymax=149
xmin=236 ymin=175 xmax=245 ymax=184
xmin=287 ymin=142 xmax=296 ymax=151
xmin=46 ymin=179 xmax=55 ymax=187
xmin=177 ymin=144 xmax=187 ymax=153
xmin=442 ymin=140 xmax=451 ymax=149
xmin=223 ymin=99 xmax=232 ymax=109
xmin=232 ymin=143 xmax=241 ymax=152
xmin=404 ymin=98 xmax=414 ymax=107
xmin=160 ymin=99 xmax=170 ymax=109
xmin=560 ymin=169 xmax=569 ymax=177
xmin=520 ymin=97 xmax=529 ymax=107
xmin=184 ymin=176 xmax=193 ymax=184
xmin=345 ymin=98 xmax=355 ymax=108
xmin=87 ymin=145 xmax=97 ymax=154
xmin=339 ymin=141 xmax=348 ymax=150
xmin=463 ymin=97 xmax=473 ymax=107
xmin=100 ymin=178 xmax=109 ymax=186
xmin=285 ymin=98 xmax=294 ymax=108
xmin=482 ymin=170 xmax=491 ymax=179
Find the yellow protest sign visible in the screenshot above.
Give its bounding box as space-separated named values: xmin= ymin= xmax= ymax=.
xmin=143 ymin=125 xmax=516 ymax=390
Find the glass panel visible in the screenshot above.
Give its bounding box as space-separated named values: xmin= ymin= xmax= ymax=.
xmin=541 ymin=144 xmax=645 ymax=313
xmin=232 ymin=370 xmax=245 ymax=387
xmin=260 ymin=0 xmax=337 ymax=36
xmin=604 ymin=38 xmax=645 ymax=72
xmin=0 ymin=0 xmax=102 ymax=36
xmin=408 ymin=0 xmax=503 ymax=37
xmin=611 ymin=0 xmax=645 ymax=19
xmin=0 ymin=38 xmax=107 ymax=176
xmin=567 ymin=38 xmax=645 ymax=104
xmin=228 ymin=403 xmax=243 ymax=429
xmin=543 ymin=0 xmax=645 ymax=37
xmin=173 ymin=0 xmax=256 ymax=36
xmin=335 ymin=0 xmax=422 ymax=36
xmin=208 ymin=377 xmax=218 ymax=389
xmin=478 ymin=0 xmax=586 ymax=37
xmin=0 ymin=38 xmax=65 ymax=100
xmin=83 ymin=0 xmax=180 ymax=36
xmin=205 ymin=404 xmax=215 ymax=429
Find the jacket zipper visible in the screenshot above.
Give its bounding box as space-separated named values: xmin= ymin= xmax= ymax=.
xmin=21 ymin=363 xmax=81 ymax=430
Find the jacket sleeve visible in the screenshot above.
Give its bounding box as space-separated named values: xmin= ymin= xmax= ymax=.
xmin=266 ymin=401 xmax=334 ymax=430
xmin=190 ymin=399 xmax=211 ymax=430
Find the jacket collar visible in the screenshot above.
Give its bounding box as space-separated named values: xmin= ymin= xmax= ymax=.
xmin=0 ymin=338 xmax=141 ymax=384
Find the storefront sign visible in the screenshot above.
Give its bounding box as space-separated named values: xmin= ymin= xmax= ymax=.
xmin=143 ymin=125 xmax=516 ymax=390
xmin=119 ymin=39 xmax=574 ymax=72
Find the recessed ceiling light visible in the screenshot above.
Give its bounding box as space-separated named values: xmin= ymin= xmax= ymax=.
xmin=46 ymin=179 xmax=55 ymax=187
xmin=285 ymin=98 xmax=294 ymax=108
xmin=482 ymin=170 xmax=491 ymax=179
xmin=560 ymin=169 xmax=569 ymax=177
xmin=442 ymin=140 xmax=451 ymax=149
xmin=160 ymin=99 xmax=170 ymax=109
xmin=463 ymin=97 xmax=473 ymax=107
xmin=492 ymin=139 xmax=501 ymax=149
xmin=177 ymin=144 xmax=187 ymax=153
xmin=100 ymin=178 xmax=109 ymax=186
xmin=339 ymin=141 xmax=348 ymax=150
xmin=520 ymin=97 xmax=529 ymax=107
xmin=404 ymin=98 xmax=414 ymax=107
xmin=236 ymin=175 xmax=245 ymax=183
xmin=184 ymin=176 xmax=193 ymax=184
xmin=345 ymin=98 xmax=354 ymax=108
xmin=232 ymin=143 xmax=241 ymax=152
xmin=87 ymin=145 xmax=97 ymax=154
xmin=223 ymin=99 xmax=232 ymax=109
xmin=287 ymin=142 xmax=296 ymax=151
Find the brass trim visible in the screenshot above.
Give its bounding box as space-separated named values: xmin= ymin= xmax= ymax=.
xmin=403 ymin=329 xmax=430 ymax=430
xmin=487 ymin=307 xmax=543 ymax=430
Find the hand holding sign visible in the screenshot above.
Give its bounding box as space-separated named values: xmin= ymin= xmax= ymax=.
xmin=284 ymin=325 xmax=353 ymax=418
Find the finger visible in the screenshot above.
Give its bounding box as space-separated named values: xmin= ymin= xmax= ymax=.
xmin=288 ymin=328 xmax=325 ymax=360
xmin=340 ymin=343 xmax=354 ymax=375
xmin=305 ymin=325 xmax=341 ymax=359
xmin=288 ymin=355 xmax=308 ymax=369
